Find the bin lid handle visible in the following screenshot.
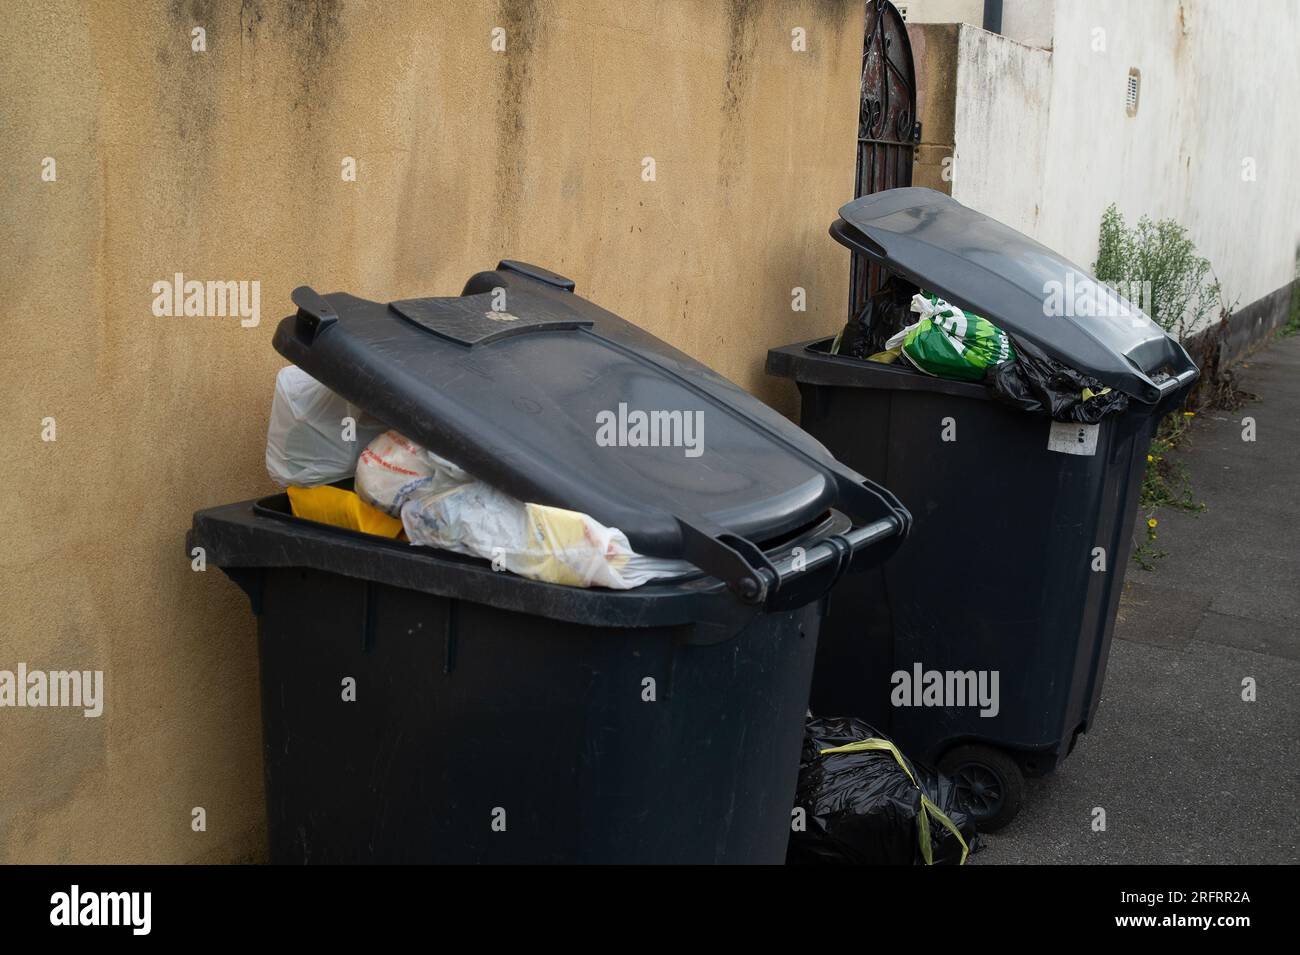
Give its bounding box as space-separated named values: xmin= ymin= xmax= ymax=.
xmin=291 ymin=286 xmax=338 ymax=343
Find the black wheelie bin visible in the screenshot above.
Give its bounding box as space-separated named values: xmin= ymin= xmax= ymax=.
xmin=767 ymin=189 xmax=1199 ymax=830
xmin=189 ymin=260 xmax=910 ymax=864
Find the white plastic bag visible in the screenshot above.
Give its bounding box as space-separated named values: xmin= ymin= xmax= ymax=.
xmin=265 ymin=366 xmax=389 ymax=487
xmin=355 ymin=430 xmax=694 ymax=589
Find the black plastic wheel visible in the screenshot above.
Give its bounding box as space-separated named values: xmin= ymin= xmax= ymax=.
xmin=938 ymin=745 xmax=1025 ymax=832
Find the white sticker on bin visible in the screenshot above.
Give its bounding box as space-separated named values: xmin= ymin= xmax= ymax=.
xmin=1047 ymin=421 xmax=1100 ymax=456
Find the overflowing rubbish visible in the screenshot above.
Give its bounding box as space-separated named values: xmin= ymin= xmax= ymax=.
xmin=353 ymin=430 xmax=696 ymax=589
xmin=266 ymin=366 xmax=388 ymax=488
xmin=832 ymin=283 xmax=1131 ymax=421
xmin=263 ymin=362 xmax=700 ymax=589
xmin=265 ymin=369 xmax=699 ymax=589
xmin=834 ymin=286 xmax=1134 ymax=421
xmin=788 ymin=716 xmax=975 ymax=866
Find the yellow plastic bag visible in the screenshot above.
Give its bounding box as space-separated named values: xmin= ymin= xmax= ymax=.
xmin=515 ymin=503 xmax=631 ymax=588
xmin=287 ymin=485 xmax=404 ymax=538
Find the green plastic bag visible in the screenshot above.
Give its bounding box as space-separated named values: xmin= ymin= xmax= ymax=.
xmin=886 ymin=293 xmax=1016 ymax=382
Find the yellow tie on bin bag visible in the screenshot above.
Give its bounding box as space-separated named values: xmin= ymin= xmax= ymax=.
xmin=818 ymin=736 xmax=971 ymax=865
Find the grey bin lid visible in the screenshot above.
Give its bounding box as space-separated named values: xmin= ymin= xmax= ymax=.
xmin=832 ymin=187 xmax=1198 ymax=403
xmin=272 ymin=260 xmax=908 ymax=602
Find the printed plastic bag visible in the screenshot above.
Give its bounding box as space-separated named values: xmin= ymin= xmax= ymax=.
xmin=266 ymin=366 xmax=389 ymax=487
xmin=991 ymin=335 xmax=1130 ymax=423
xmin=356 ymin=430 xmax=694 ymax=589
xmin=354 ymin=430 xmax=470 ymax=517
xmin=885 ymin=293 xmax=1016 ymax=382
xmin=788 ymin=716 xmax=976 ymax=866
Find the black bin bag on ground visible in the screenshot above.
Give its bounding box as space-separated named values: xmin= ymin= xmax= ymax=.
xmin=788 ymin=717 xmax=975 ymax=866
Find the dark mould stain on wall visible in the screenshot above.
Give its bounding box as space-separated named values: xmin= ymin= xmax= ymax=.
xmin=719 ymin=0 xmax=854 ymax=189
xmin=161 ymin=0 xmax=344 ymax=146
xmin=719 ymin=0 xmax=758 ymax=189
xmin=275 ymin=0 xmax=345 ymax=124
xmin=228 ymin=0 xmax=345 ymax=127
xmin=493 ymin=0 xmax=542 ymax=236
xmin=163 ymin=0 xmax=220 ymax=146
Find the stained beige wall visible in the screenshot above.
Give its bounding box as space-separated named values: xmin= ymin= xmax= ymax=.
xmin=0 ymin=0 xmax=862 ymax=862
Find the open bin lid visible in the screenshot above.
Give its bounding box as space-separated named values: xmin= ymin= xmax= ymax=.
xmin=272 ymin=260 xmax=908 ymax=603
xmin=831 ymin=188 xmax=1198 ymax=404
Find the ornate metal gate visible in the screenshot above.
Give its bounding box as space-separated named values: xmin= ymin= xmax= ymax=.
xmin=850 ymin=0 xmax=919 ymax=315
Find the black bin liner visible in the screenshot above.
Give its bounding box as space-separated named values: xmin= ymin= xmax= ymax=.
xmin=991 ymin=336 xmax=1131 ymax=423
xmin=834 ymin=277 xmax=916 ymax=361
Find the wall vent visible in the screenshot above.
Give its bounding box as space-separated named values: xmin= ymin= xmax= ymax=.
xmin=1126 ymin=69 xmax=1141 ymax=116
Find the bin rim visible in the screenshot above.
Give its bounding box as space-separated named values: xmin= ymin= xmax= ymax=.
xmin=767 ymin=335 xmax=1199 ymax=418
xmin=188 ymin=494 xmax=906 ymax=640
xmin=767 ymin=337 xmax=992 ymax=400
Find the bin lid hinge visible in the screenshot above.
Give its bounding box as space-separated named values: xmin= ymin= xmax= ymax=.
xmin=675 ymin=517 xmax=778 ymax=605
